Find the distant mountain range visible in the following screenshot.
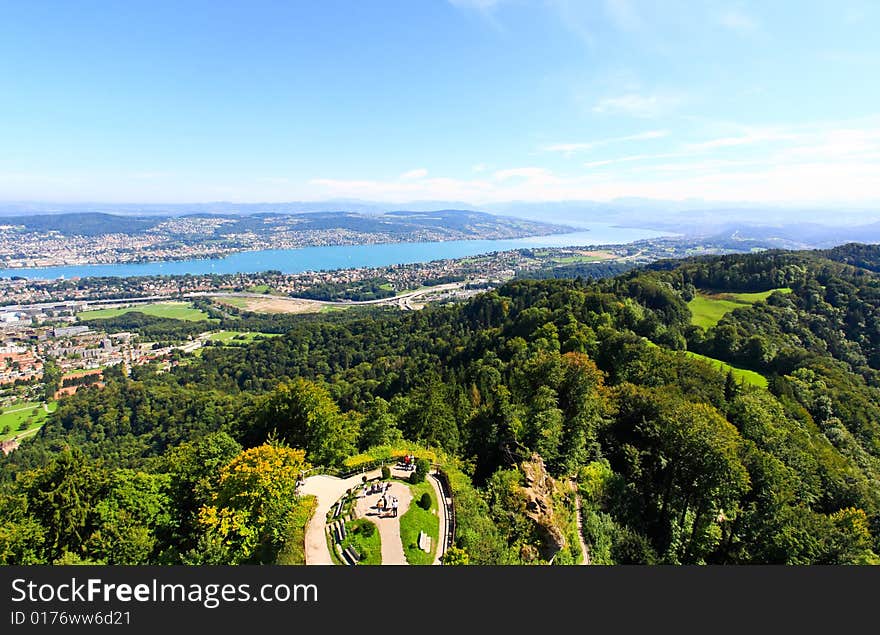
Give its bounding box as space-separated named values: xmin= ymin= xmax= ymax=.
xmin=0 ymin=209 xmax=572 ymax=238
xmin=0 ymin=210 xmax=576 ymax=268
xmin=1 ymin=199 xmax=878 ymax=251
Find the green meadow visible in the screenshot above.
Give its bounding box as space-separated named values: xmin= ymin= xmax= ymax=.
xmin=79 ymin=301 xmax=211 ymax=322
xmin=688 ymin=288 xmax=792 ymax=329
xmin=205 ymin=331 xmax=281 ymax=344
xmin=0 ymin=401 xmax=57 ymax=442
xmin=683 ymin=351 xmax=768 ymax=388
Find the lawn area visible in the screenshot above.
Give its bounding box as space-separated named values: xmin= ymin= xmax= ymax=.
xmin=551 ymin=255 xmax=604 ymax=264
xmin=0 ymin=401 xmax=57 ymax=442
xmin=683 ymin=351 xmax=768 ymax=389
xmin=688 ymin=287 xmax=792 ymax=329
xmin=399 ymin=480 xmax=439 ymax=565
xmin=726 ymin=288 xmax=792 ymax=303
xmin=328 ymin=519 xmax=382 ymax=566
xmin=276 ymin=495 xmax=317 ymax=565
xmin=214 ymin=296 xmax=250 ymax=309
xmin=246 ymin=284 xmax=273 ymax=294
xmin=79 ymin=301 xmax=211 ymax=322
xmin=206 ymin=330 xmax=281 ymax=344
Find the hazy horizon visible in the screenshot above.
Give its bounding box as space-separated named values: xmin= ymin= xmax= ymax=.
xmin=2 ymin=1 xmax=879 ymax=208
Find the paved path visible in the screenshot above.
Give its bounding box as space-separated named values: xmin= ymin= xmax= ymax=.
xmin=300 ymin=465 xmax=453 ymax=566
xmin=355 ymin=476 xmax=412 ymax=565
xmin=299 ymin=470 xmax=382 ymax=565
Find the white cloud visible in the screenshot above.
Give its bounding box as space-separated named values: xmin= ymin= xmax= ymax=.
xmin=719 ymin=9 xmax=758 ymax=33
xmin=583 ymin=152 xmax=682 ymax=168
xmin=308 ymin=119 xmax=880 ymax=205
xmin=683 ymin=129 xmax=798 ymax=151
xmin=592 ymin=93 xmax=681 ymax=118
xmin=256 ymin=177 xmax=291 ymax=185
xmin=493 ymin=167 xmax=555 ymax=181
xmin=543 ymin=130 xmax=668 ymax=155
xmin=472 ymin=163 xmax=488 ymax=172
xmin=400 ymin=168 xmax=428 ymax=180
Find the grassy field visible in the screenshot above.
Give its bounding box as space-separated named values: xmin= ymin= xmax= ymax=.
xmin=399 ymin=480 xmax=439 ymax=565
xmin=79 ymin=301 xmax=211 ymax=322
xmin=206 ymin=330 xmax=281 ymax=344
xmin=550 ymin=252 xmax=613 ymax=264
xmin=683 ymin=351 xmax=768 ymax=388
xmin=246 ymin=284 xmax=273 ymax=294
xmin=0 ymin=401 xmax=57 ymax=442
xmin=688 ymin=287 xmax=792 ymax=329
xmin=214 ymin=296 xmax=249 ymax=309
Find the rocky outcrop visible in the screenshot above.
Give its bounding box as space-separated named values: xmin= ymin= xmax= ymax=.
xmin=520 ymin=453 xmax=566 ymax=561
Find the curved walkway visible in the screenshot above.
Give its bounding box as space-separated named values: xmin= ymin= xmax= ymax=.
xmin=299 ymin=470 xmax=381 ymax=565
xmin=299 ymin=465 xmax=452 ymax=566
xmin=427 ymin=472 xmax=449 ymax=565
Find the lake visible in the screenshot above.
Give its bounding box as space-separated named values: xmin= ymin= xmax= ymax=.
xmin=0 ymin=223 xmax=671 ymax=280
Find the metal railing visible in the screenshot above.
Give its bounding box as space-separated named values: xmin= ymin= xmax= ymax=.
xmin=432 ymin=467 xmax=456 ymax=557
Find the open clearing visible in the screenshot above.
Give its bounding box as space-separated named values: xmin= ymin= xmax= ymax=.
xmin=0 ymin=401 xmax=57 ymax=442
xmin=533 ymin=249 xmax=615 ymax=263
xmin=213 ymin=296 xmax=325 ymax=314
xmin=688 ymin=287 xmax=792 ymax=328
xmin=683 ymin=351 xmax=768 ymax=388
xmin=206 ymin=330 xmax=281 ymax=344
xmin=79 ymin=301 xmax=211 ymax=322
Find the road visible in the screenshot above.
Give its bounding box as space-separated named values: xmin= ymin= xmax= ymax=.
xmin=190 ymin=282 xmax=464 ymax=311
xmin=14 ymin=282 xmax=467 ymax=316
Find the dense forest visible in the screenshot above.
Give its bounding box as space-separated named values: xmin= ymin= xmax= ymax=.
xmin=2 ymin=243 xmax=879 ymax=565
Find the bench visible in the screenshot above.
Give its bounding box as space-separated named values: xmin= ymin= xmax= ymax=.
xmin=344 ymin=545 xmax=361 ymax=564
xmin=335 ymin=543 xmax=354 ymax=566
xmin=418 ymin=530 xmax=432 ymax=553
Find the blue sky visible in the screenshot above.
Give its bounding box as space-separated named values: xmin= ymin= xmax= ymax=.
xmin=1 ymin=0 xmax=879 ymax=204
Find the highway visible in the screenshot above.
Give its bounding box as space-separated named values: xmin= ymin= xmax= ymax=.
xmin=1 ymin=282 xmax=467 ymax=315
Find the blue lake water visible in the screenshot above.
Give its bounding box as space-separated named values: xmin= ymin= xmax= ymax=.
xmin=0 ymin=224 xmax=671 ymax=280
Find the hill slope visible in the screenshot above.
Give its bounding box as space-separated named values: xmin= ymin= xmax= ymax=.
xmin=2 ymin=245 xmax=880 ymax=565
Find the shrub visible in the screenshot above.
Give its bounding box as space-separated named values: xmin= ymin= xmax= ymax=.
xmin=410 ymin=458 xmax=430 ymax=484
xmin=381 ymin=465 xmax=391 ymax=480
xmin=418 ymin=492 xmax=432 ymax=510
xmin=358 ymin=521 xmax=376 ymax=538
xmin=441 ymin=545 xmax=469 ymax=566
